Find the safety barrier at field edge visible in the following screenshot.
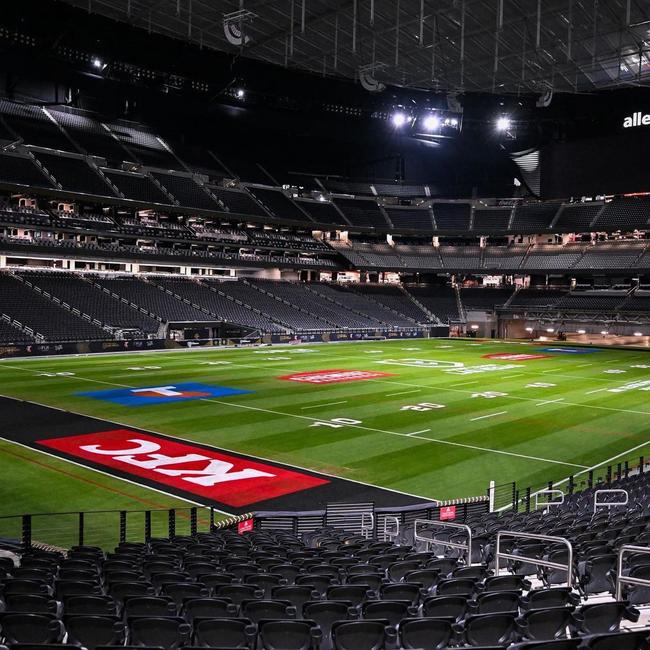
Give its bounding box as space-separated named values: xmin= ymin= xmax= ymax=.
xmin=0 ymin=327 xmax=446 ymax=358
xmin=1 ymin=495 xmax=490 ymax=552
xmin=250 ymin=496 xmax=490 ymax=538
xmin=497 ymin=455 xmax=649 ymax=514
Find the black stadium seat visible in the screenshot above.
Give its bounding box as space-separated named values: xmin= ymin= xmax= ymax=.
xmin=64 ymin=615 xmax=126 ymax=650
xmin=0 ymin=613 xmax=65 ymax=645
xmin=127 ymin=616 xmax=191 ymax=650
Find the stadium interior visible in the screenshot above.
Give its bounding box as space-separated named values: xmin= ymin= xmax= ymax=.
xmin=0 ymin=0 xmax=650 ymax=648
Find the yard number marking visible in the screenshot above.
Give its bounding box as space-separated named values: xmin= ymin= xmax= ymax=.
xmin=38 ymin=372 xmax=75 ymax=377
xmin=400 ymin=402 xmax=446 ymax=412
xmin=310 ymin=417 xmax=362 ymax=428
xmin=471 ymin=391 xmax=508 ymax=399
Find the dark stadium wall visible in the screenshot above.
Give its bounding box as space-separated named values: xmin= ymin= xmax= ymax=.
xmin=541 ymin=127 xmax=650 ymax=198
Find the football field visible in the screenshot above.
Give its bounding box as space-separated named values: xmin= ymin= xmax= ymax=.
xmin=1 ymin=338 xmax=649 ymax=530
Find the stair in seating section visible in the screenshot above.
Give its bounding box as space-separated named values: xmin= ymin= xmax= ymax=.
xmin=13 ymin=273 xmax=112 ymax=334
xmin=455 ymin=285 xmax=467 ymax=322
xmin=398 ymin=285 xmax=439 ymax=324
xmin=301 ymin=283 xmax=386 ymax=325
xmin=242 ymin=279 xmax=337 ymax=328
xmin=346 ymin=284 xmax=419 ymax=324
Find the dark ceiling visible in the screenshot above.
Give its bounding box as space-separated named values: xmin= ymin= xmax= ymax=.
xmin=56 ymin=0 xmax=650 ymax=94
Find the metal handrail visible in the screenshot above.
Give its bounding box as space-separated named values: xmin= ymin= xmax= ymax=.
xmin=616 ymin=544 xmax=650 ymax=601
xmin=496 ymin=531 xmax=574 ymax=588
xmin=594 ymin=489 xmax=628 ymax=512
xmin=414 ymin=518 xmax=472 ymax=562
xmin=534 ymin=489 xmax=565 ymax=512
xmin=382 ymin=515 xmax=400 ymax=542
xmin=360 ymin=512 xmax=375 ymax=539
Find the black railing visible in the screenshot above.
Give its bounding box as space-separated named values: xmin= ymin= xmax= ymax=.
xmin=0 ymin=507 xmax=225 ymax=552
xmin=0 ymin=495 xmax=490 ymax=551
xmin=509 ymin=454 xmax=649 ymax=513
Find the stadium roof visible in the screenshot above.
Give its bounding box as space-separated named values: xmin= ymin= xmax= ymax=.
xmin=58 ymin=0 xmax=650 ymax=94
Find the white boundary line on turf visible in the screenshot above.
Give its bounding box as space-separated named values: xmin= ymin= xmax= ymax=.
xmin=501 ymin=439 xmax=650 ymax=514
xmin=0 ymin=337 xmax=430 ymax=364
xmin=0 ymin=365 xmax=588 ymax=472
xmin=5 ymin=354 xmax=650 ymax=417
xmin=360 ymin=376 xmax=650 ymax=417
xmin=385 ymin=389 xmax=421 ymax=397
xmin=201 ymin=397 xmax=587 ymax=468
xmin=0 ymin=433 xmax=220 ymax=515
xmin=0 ymin=391 xmax=437 ymax=504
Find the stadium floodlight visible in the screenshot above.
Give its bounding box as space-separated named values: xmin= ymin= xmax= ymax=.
xmin=496 ymin=116 xmax=511 ymax=131
xmin=235 ymin=88 xmax=245 ymax=99
xmin=92 ymin=58 xmax=103 ymax=69
xmin=450 ymin=118 xmax=459 ymax=126
xmin=422 ymin=114 xmax=440 ymax=131
xmin=392 ymin=112 xmax=407 ymax=128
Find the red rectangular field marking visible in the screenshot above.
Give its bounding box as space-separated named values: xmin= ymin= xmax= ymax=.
xmin=482 ymin=353 xmax=552 ymax=361
xmin=278 ymin=369 xmax=395 ymax=384
xmin=37 ymin=429 xmax=329 ymax=507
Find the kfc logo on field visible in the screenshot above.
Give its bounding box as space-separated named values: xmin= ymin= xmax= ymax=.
xmin=482 ymin=353 xmax=552 ymax=361
xmin=38 ymin=430 xmax=328 ymax=507
xmin=278 ymin=369 xmax=394 ymax=384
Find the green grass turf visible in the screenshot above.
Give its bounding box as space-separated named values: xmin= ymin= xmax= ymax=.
xmin=0 ymin=337 xmax=649 ymax=545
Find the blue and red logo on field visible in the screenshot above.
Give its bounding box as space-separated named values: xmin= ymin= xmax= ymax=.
xmin=78 ymin=383 xmax=252 ymax=406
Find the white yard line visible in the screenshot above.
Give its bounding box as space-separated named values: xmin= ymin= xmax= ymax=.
xmin=203 ymin=399 xmax=588 ymax=469
xmin=4 ymin=360 xmax=650 ymax=418
xmin=0 ymin=392 xmax=433 ymax=503
xmin=300 ymin=400 xmax=348 ymax=410
xmin=0 ymin=364 xmax=587 ymax=470
xmin=576 ymin=363 xmax=594 ymax=368
xmin=586 ymin=388 xmax=609 ymax=395
xmin=0 ymin=434 xmax=221 ymax=513
xmin=536 ymin=398 xmax=566 ymax=406
xmin=470 ymin=411 xmax=508 ymax=422
xmin=406 ymin=429 xmax=431 ymax=437
xmin=502 ymin=374 xmax=525 ymax=379
xmin=363 ymin=376 xmax=650 ymax=417
xmin=385 ymin=389 xmax=422 ymax=397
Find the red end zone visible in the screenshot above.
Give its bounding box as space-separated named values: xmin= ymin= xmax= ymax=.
xmin=482 ymin=353 xmax=552 ymax=361
xmin=38 ymin=429 xmax=329 ymax=507
xmin=278 ymin=369 xmax=395 ymax=384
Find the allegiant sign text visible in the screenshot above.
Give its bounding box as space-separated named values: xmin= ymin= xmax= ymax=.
xmin=623 ymin=112 xmax=650 ymax=128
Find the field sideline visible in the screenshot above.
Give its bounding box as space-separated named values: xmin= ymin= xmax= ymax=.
xmin=1 ymin=338 xmax=649 ymax=530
